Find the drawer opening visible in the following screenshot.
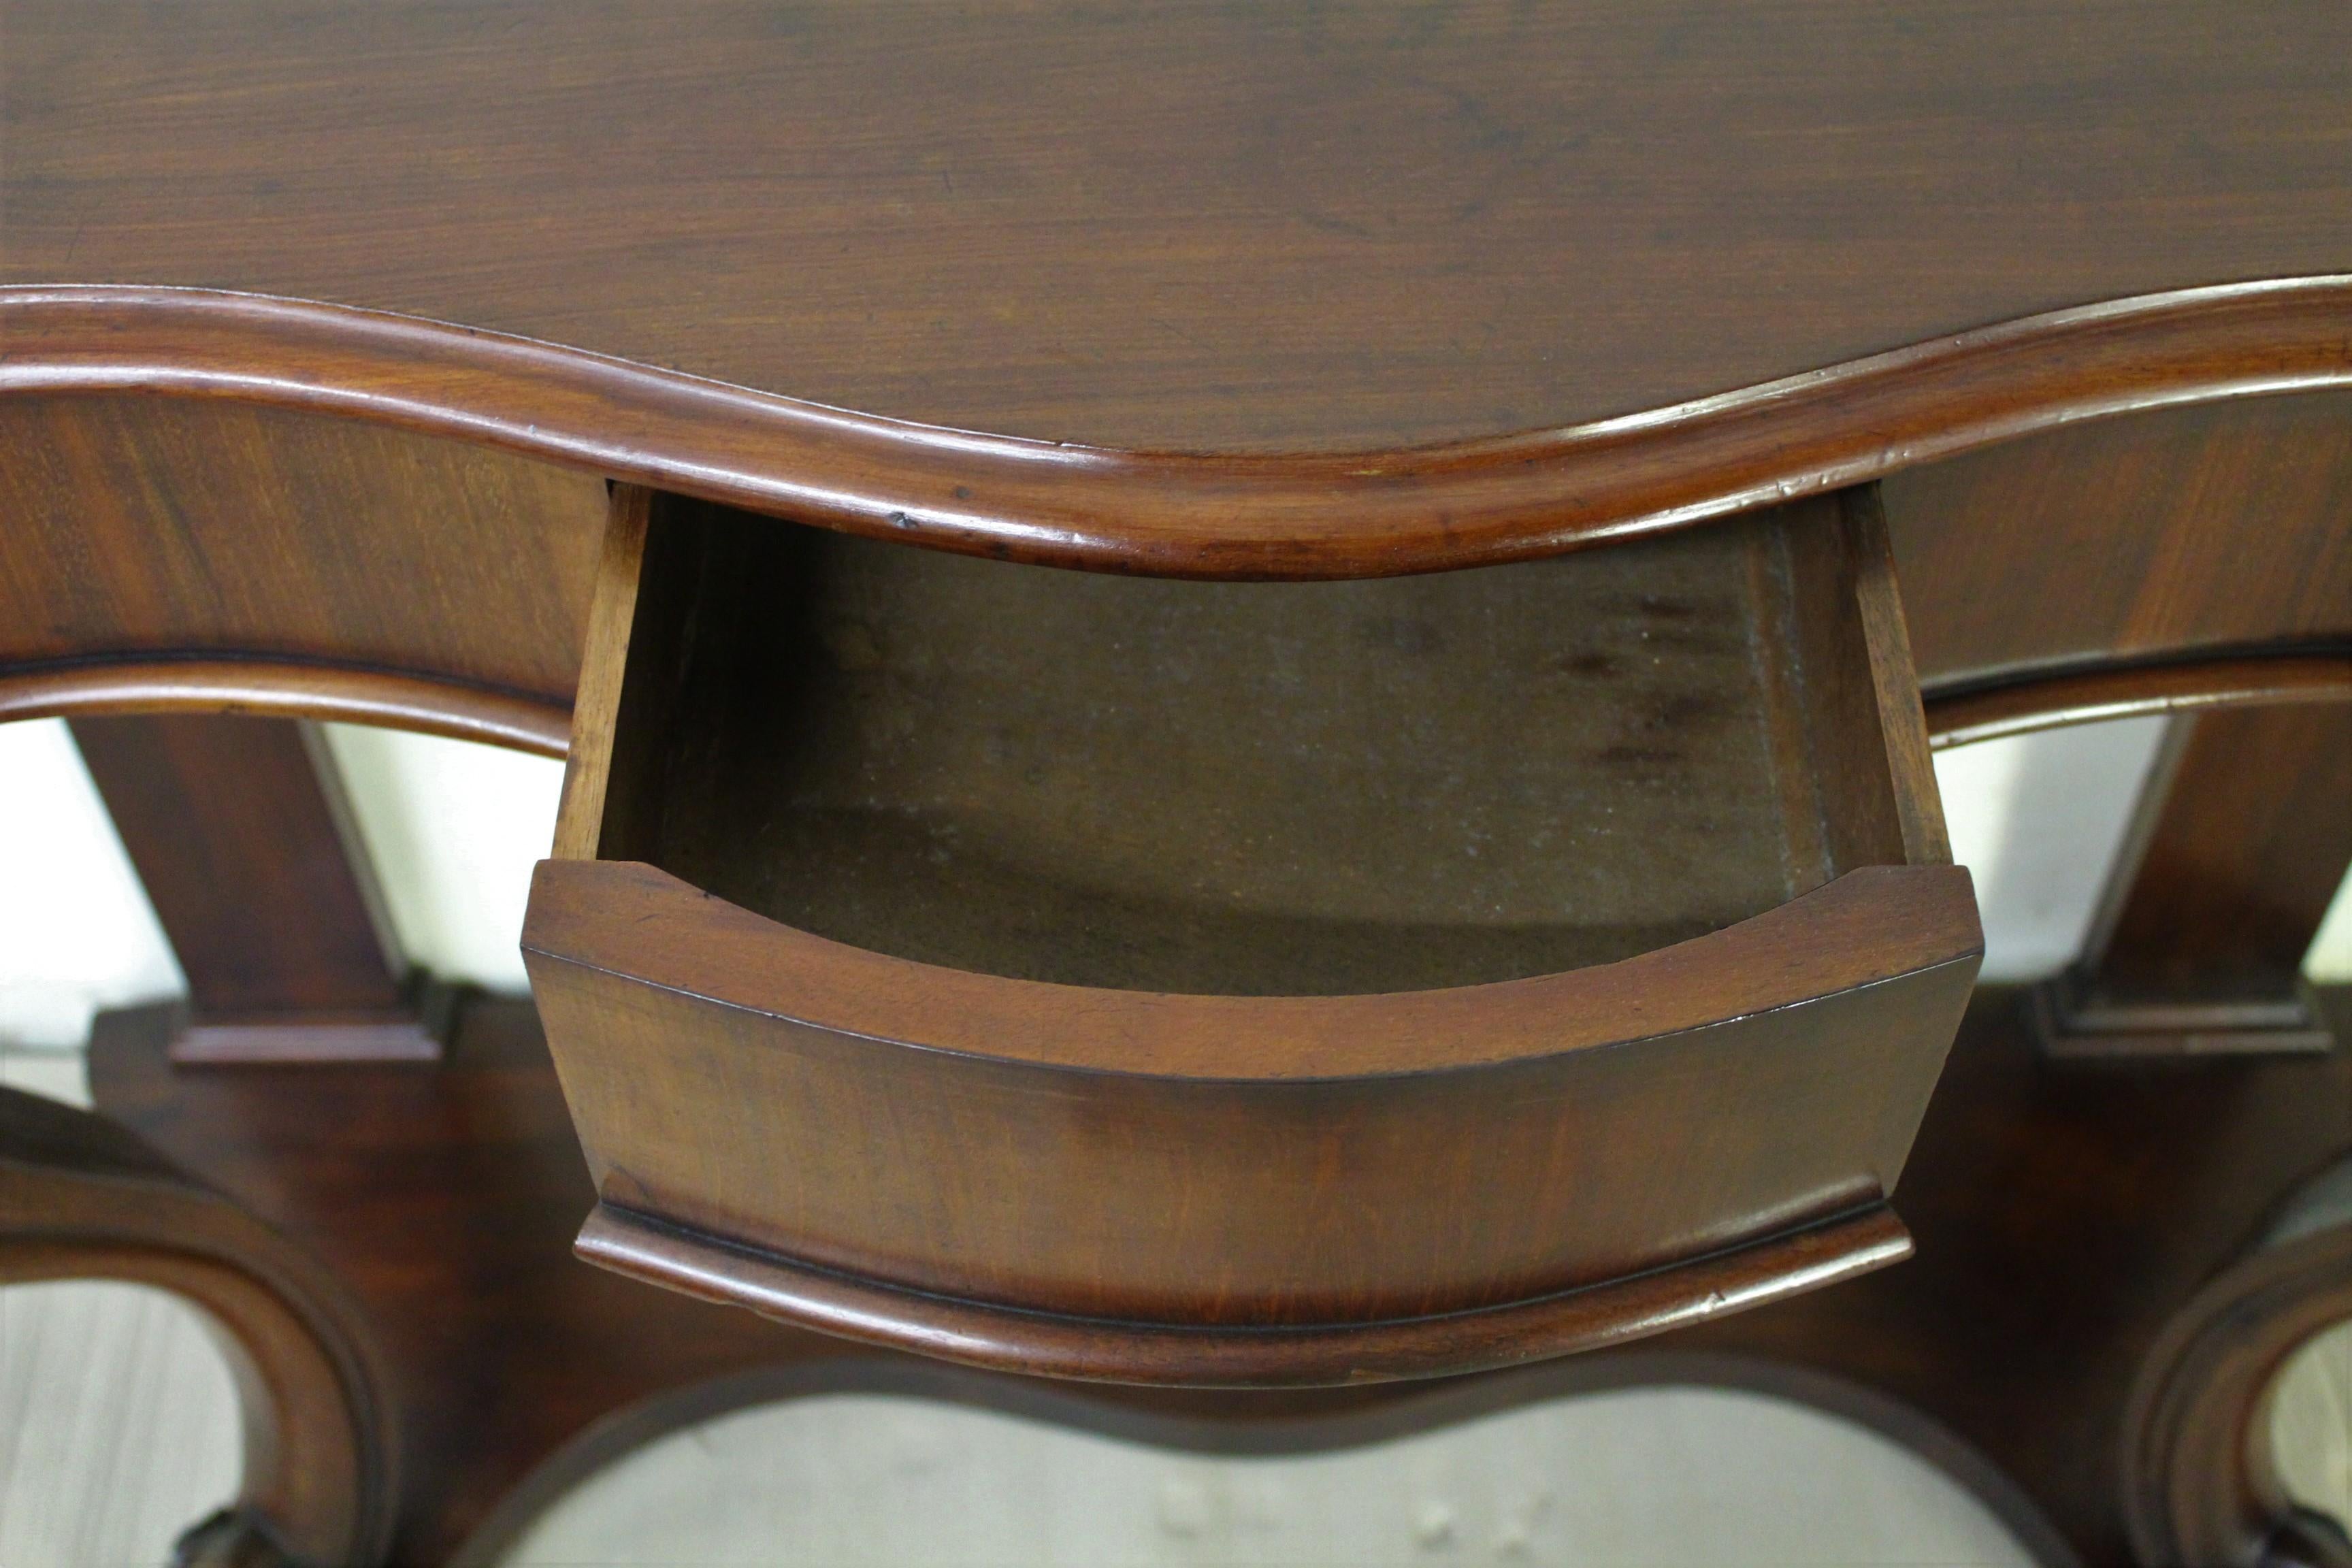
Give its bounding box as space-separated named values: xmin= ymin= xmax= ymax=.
xmin=526 ymin=483 xmax=1977 ymax=1384
xmin=556 ymin=488 xmax=1948 ymax=996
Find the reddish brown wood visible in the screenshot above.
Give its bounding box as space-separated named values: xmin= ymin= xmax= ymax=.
xmin=69 ymin=714 xmax=434 ymax=1060
xmin=86 ymin=987 xmax=2352 ymax=1565
xmin=2121 ymin=1176 xmax=2352 ymax=1567
xmin=5 ymin=1 xmax=2348 ymax=456
xmin=1884 ymin=391 xmax=2352 ymax=689
xmin=570 ymin=493 xmax=1941 ymax=990
xmin=4 ymin=284 xmax=2349 ymax=580
xmin=2036 ymin=704 xmax=2352 ymax=1056
xmin=1673 ymin=987 xmax=2352 ymax=1568
xmin=575 ymin=1203 xmax=1913 ymax=1391
xmin=3 ymin=621 xmax=2342 ymax=770
xmin=1923 ymin=653 xmax=2352 ymax=750
xmin=532 ymin=861 xmax=1976 ymax=1085
xmin=0 ymin=1086 xmax=397 ymax=1565
xmin=1778 ymin=487 xmax=1952 ymax=871
xmin=519 ymin=488 xmax=1978 ymax=1383
xmin=0 ymin=395 xmax=605 ymax=709
xmin=0 ymin=657 xmax=570 ymax=756
xmin=86 ymin=999 xmax=808 ymax=1567
xmin=549 ymin=485 xmax=652 ymax=861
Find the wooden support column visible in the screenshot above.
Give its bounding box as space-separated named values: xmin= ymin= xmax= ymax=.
xmin=69 ymin=714 xmax=444 ymax=1062
xmin=2035 ymin=703 xmax=2352 ymax=1057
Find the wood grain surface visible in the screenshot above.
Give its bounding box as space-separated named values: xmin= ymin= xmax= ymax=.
xmin=574 ymin=1202 xmax=1915 ymax=1392
xmin=530 ymin=860 xmax=1976 ymax=1377
xmin=1921 ymin=655 xmax=2352 ymax=751
xmin=5 ymin=282 xmax=2349 ymax=581
xmin=2121 ymin=1202 xmax=2352 ymax=1566
xmin=521 ymin=483 xmax=1980 ymax=1380
xmin=2091 ymin=707 xmax=2352 ymax=1005
xmin=550 ymin=485 xmax=650 ymax=863
xmin=2036 ymin=703 xmax=2352 ymax=1056
xmin=0 ymin=1086 xmax=397 ymax=1566
xmin=81 ymin=987 xmax=2352 ymax=1565
xmin=591 ymin=495 xmax=1924 ymax=995
xmin=5 ymin=0 xmax=2347 ymax=455
xmin=69 ymin=715 xmax=433 ymax=1061
xmin=0 ymin=658 xmax=572 ymax=755
xmin=1885 ymin=391 xmax=2352 ymax=689
xmin=0 ymin=396 xmax=606 ymax=704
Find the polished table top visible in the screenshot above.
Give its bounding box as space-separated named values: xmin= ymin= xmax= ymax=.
xmin=3 ymin=9 xmax=2350 ymax=1563
xmin=1 ymin=0 xmax=2345 ymax=454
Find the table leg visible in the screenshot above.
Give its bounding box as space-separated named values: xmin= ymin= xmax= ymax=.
xmin=69 ymin=714 xmax=444 ymax=1062
xmin=2034 ymin=704 xmax=2352 ymax=1057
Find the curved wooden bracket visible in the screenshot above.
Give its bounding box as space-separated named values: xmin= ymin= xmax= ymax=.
xmin=2122 ymin=1164 xmax=2352 ymax=1567
xmin=0 ymin=657 xmax=570 ymax=757
xmin=1923 ymin=652 xmax=2352 ymax=751
xmin=0 ymin=1088 xmax=398 ymax=1567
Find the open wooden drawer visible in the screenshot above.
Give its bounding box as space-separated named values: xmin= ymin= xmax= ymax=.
xmin=523 ymin=486 xmax=1980 ymax=1386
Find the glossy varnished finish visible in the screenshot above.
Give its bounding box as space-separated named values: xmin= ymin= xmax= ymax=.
xmin=0 ymin=657 xmax=572 ymax=756
xmin=2121 ymin=1169 xmax=2352 ymax=1567
xmin=84 ymin=1001 xmax=796 ymax=1567
xmin=1673 ymin=988 xmax=2352 ymax=1568
xmin=5 ymin=1 xmax=2348 ymax=455
xmin=0 ymin=1085 xmax=397 ymax=1565
xmin=576 ymin=1204 xmax=1914 ymax=1393
xmin=4 ymin=282 xmax=2349 ymax=581
xmin=1 ymin=0 xmax=2342 ymax=1542
xmin=1922 ymin=655 xmax=2352 ymax=751
xmin=1884 ymin=391 xmax=2352 ymax=690
xmin=86 ymin=987 xmax=2352 ymax=1565
xmin=2093 ymin=708 xmax=2352 ymax=1008
xmin=534 ymin=860 xmax=1972 ymax=1379
xmin=522 ymin=489 xmax=1979 ymax=1382
xmin=0 ymin=395 xmax=606 ymax=708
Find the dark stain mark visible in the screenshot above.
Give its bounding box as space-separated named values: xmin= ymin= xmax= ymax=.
xmin=1654 ymin=691 xmax=1731 ymax=727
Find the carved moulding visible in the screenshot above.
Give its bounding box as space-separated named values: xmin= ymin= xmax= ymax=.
xmin=0 ymin=1088 xmax=398 ymax=1567
xmin=2123 ymin=1159 xmax=2352 ymax=1568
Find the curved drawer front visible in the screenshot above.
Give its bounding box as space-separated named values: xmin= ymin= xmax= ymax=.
xmin=525 ymin=478 xmax=1977 ymax=1384
xmin=525 ymin=858 xmax=1980 ymax=1382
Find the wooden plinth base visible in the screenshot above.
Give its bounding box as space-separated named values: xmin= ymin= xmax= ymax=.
xmin=2031 ymin=967 xmax=2337 ymax=1059
xmin=166 ymin=980 xmax=460 ymax=1066
xmin=83 ymin=986 xmax=2352 ymax=1566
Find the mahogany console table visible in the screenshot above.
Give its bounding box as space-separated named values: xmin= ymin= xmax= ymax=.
xmin=1 ymin=4 xmax=2348 ymax=1564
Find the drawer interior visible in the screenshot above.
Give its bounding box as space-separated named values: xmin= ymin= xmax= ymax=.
xmin=568 ymin=491 xmax=1943 ymax=995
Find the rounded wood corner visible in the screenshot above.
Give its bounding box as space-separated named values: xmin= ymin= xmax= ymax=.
xmin=525 ymin=860 xmax=1976 ymax=1375
xmin=2120 ymin=1173 xmax=2352 ymax=1567
xmin=1924 ymin=651 xmax=2352 ymax=750
xmin=574 ymin=1199 xmax=1914 ymax=1388
xmin=0 ymin=1086 xmax=399 ymax=1567
xmin=0 ymin=655 xmax=572 ymax=755
xmin=4 ymin=279 xmax=2349 ymax=578
xmin=523 ymin=857 xmax=1984 ymax=1081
